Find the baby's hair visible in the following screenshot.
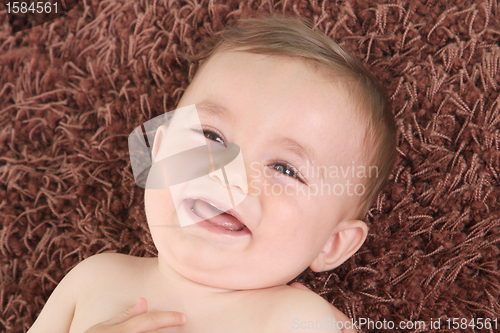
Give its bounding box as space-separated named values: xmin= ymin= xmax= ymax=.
xmin=183 ymin=15 xmax=397 ymax=220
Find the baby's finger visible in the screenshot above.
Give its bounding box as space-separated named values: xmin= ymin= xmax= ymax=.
xmin=119 ymin=311 xmax=186 ymax=332
xmin=103 ymin=298 xmax=148 ymax=326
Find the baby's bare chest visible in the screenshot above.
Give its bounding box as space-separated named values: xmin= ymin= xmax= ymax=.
xmin=68 ymin=273 xmax=269 ymax=333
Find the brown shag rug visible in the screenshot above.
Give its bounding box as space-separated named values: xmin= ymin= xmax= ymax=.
xmin=1 ymin=0 xmax=500 ymax=332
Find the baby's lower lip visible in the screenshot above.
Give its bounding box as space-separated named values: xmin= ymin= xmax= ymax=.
xmin=196 ymin=220 xmax=252 ymax=236
xmin=183 ymin=200 xmax=251 ymax=237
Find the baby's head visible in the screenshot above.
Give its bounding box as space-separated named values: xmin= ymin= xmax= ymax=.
xmin=144 ymin=16 xmax=396 ymax=290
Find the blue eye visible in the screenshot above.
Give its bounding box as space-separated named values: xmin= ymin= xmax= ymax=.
xmin=269 ymin=161 xmax=306 ymax=184
xmin=272 ymin=164 xmax=297 ymax=178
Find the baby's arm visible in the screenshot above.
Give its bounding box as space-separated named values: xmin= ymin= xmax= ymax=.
xmin=262 ymin=287 xmax=341 ymax=333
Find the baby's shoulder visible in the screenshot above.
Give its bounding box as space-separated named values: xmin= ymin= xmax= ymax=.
xmin=256 ymin=286 xmax=340 ymax=333
xmin=66 ymin=253 xmax=139 ymax=281
xmin=54 ymin=253 xmax=148 ymax=303
xmin=73 ymin=253 xmax=147 ymax=285
xmin=27 ymin=253 xmax=146 ymax=333
xmin=77 ymin=252 xmax=145 ymax=271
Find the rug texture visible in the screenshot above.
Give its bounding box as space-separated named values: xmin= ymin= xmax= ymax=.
xmin=1 ymin=0 xmax=500 ymax=332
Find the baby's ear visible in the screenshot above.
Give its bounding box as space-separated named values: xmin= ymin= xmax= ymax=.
xmin=151 ymin=125 xmax=167 ymax=162
xmin=309 ymin=220 xmax=368 ymax=272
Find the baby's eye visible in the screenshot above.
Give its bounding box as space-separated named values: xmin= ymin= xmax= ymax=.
xmin=202 ymin=129 xmax=226 ymax=146
xmin=269 ymin=162 xmax=305 ymax=184
xmin=272 ymin=164 xmax=296 ymax=177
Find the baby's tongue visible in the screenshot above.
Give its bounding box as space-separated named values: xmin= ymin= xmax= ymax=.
xmin=193 ymin=199 xmax=245 ymax=231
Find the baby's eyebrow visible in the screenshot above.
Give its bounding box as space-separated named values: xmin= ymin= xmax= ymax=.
xmin=196 ymin=101 xmax=230 ymax=120
xmin=275 ymin=137 xmax=318 ymax=166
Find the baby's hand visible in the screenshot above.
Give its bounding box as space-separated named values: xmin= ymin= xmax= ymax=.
xmin=84 ymin=297 xmax=186 ymax=333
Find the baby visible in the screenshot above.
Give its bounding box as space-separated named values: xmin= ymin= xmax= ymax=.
xmin=28 ymin=16 xmax=396 ymax=333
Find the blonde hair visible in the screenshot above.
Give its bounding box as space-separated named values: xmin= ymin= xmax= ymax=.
xmin=183 ymin=15 xmax=397 ymax=220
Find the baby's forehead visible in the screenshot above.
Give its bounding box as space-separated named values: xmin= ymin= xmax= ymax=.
xmin=202 ymin=50 xmax=369 ymax=113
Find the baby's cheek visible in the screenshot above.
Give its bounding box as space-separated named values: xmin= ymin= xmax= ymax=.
xmin=145 ymin=189 xmax=176 ymax=224
xmin=265 ymin=196 xmax=302 ymax=227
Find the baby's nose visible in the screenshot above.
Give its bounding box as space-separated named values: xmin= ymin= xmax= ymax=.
xmin=208 ymin=159 xmax=248 ymax=194
xmin=207 ymin=142 xmax=248 ymax=206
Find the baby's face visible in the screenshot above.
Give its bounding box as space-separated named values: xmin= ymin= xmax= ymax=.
xmin=145 ymin=50 xmax=366 ymax=289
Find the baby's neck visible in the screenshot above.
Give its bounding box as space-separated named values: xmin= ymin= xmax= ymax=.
xmin=145 ymin=256 xmax=241 ymax=299
xmin=140 ymin=256 xmax=264 ymax=314
xmin=140 ymin=256 xmax=287 ymax=316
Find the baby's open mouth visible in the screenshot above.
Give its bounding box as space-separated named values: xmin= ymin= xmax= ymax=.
xmin=191 ymin=199 xmax=247 ymax=232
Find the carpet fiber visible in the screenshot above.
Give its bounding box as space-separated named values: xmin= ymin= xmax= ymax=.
xmin=1 ymin=0 xmax=499 ymax=332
